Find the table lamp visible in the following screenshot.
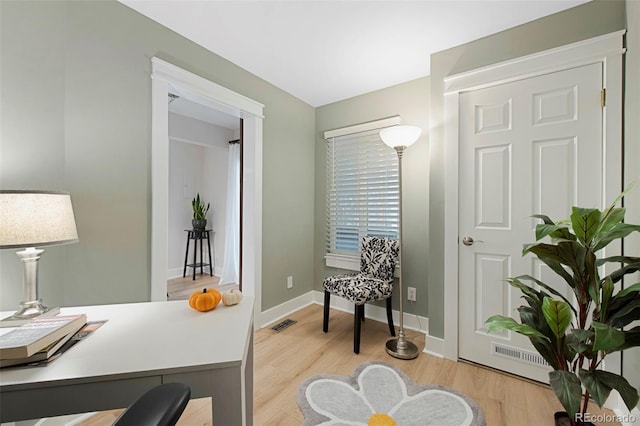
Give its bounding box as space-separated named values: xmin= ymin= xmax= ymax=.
xmin=0 ymin=191 xmax=78 ymax=321
xmin=379 ymin=125 xmax=422 ymax=360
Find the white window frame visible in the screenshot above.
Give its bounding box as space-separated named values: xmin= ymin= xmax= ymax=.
xmin=324 ymin=116 xmax=402 ymax=271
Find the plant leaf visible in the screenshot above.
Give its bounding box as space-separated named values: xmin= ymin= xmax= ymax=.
xmin=603 ymin=260 xmax=640 ymax=284
xmin=615 ymin=282 xmax=640 ymax=298
xmin=549 ymin=370 xmax=583 ymax=419
xmin=593 ymin=223 xmax=640 ymax=252
xmin=596 ymin=371 xmax=640 ymax=411
xmin=579 ymin=369 xmax=613 ymax=407
xmin=536 ymin=224 xmax=576 ymax=242
xmin=517 ymin=307 xmax=560 ymax=368
xmin=597 ymin=255 xmax=640 ymax=266
xmin=542 ymin=297 xmax=572 ymax=339
xmin=567 ymin=330 xmax=594 ymax=358
xmin=607 ymin=284 xmax=640 ymax=328
xmin=606 ymin=298 xmax=640 ymax=329
xmin=584 ymin=249 xmax=599 ymax=305
xmin=600 ymin=276 xmax=614 ymax=323
xmin=571 ymin=207 xmax=601 ymax=247
xmin=556 ymin=241 xmax=587 ymax=282
xmin=592 ymin=322 xmax=624 ymax=352
xmin=532 ymin=214 xmax=556 ymax=226
xmin=485 ymin=315 xmax=550 ymax=342
xmin=512 ymin=275 xmax=577 ymax=316
xmin=522 ymin=244 xmax=577 ymax=289
xmin=618 ymin=326 xmax=640 ymax=351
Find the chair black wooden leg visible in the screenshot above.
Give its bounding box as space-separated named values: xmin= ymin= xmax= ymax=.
xmin=354 ymin=304 xmax=364 ymax=354
xmin=386 ymin=297 xmax=396 ymax=337
xmin=362 ymin=304 xmax=365 ymax=321
xmin=323 ymin=291 xmax=330 ymax=333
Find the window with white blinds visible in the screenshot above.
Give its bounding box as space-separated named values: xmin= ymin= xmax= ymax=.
xmin=326 ymin=128 xmax=399 ymax=257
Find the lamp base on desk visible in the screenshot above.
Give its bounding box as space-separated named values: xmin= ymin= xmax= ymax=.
xmin=0 ymin=247 xmax=59 ymax=327
xmin=0 ymin=304 xmax=60 ymax=327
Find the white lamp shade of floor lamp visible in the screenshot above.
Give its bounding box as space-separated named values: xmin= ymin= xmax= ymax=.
xmin=0 ymin=191 xmax=79 ymax=321
xmin=379 ymin=125 xmax=422 ymax=149
xmin=379 ymin=125 xmax=422 ymax=360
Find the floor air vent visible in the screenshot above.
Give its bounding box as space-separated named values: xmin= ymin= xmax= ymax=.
xmin=492 ymin=342 xmax=549 ymax=368
xmin=271 ymin=319 xmax=297 ymax=333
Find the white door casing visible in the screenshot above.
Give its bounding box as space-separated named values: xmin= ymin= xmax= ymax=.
xmin=150 ymin=58 xmax=264 ymax=327
xmin=458 ymin=63 xmax=603 ymax=383
xmin=441 ymin=30 xmax=625 ymax=372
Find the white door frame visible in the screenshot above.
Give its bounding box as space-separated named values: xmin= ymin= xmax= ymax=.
xmin=442 ymin=31 xmax=625 ymax=361
xmin=150 ymin=57 xmax=264 ymax=326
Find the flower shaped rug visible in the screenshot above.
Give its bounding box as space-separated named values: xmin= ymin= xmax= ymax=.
xmin=297 ymin=361 xmax=485 ymax=426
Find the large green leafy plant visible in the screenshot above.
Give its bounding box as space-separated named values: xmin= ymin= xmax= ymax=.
xmin=486 ymin=193 xmax=640 ymax=424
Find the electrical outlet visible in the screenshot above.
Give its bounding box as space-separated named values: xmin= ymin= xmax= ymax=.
xmin=287 ymin=276 xmax=293 ymax=289
xmin=407 ymin=287 xmax=416 ymax=302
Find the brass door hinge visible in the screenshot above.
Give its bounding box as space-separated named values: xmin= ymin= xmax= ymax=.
xmin=601 ymin=88 xmax=606 ymax=108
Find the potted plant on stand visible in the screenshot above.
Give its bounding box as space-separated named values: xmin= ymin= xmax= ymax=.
xmin=191 ymin=193 xmax=210 ymax=230
xmin=486 ymin=190 xmax=640 ymax=426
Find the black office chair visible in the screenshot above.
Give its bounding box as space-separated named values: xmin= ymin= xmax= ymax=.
xmin=113 ymin=382 xmax=191 ymax=426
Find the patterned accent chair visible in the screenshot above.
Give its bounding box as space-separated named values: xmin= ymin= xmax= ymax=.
xmin=323 ymin=236 xmax=400 ymax=354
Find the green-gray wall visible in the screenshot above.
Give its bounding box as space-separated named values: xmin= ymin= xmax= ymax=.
xmin=0 ymin=0 xmax=315 ymax=311
xmin=314 ymin=77 xmax=430 ymax=317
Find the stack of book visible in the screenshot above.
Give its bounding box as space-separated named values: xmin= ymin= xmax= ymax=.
xmin=0 ymin=314 xmax=87 ymax=368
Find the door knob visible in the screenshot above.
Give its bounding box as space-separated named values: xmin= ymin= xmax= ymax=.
xmin=462 ymin=236 xmax=483 ymax=246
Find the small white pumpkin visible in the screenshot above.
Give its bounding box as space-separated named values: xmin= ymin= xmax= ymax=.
xmin=222 ymin=289 xmax=243 ymax=306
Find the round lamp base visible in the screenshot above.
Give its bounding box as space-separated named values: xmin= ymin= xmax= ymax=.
xmin=385 ymin=338 xmax=419 ymax=360
xmin=13 ymin=300 xmax=49 ymax=319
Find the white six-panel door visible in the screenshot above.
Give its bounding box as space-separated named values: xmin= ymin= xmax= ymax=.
xmin=458 ymin=62 xmax=603 ymax=383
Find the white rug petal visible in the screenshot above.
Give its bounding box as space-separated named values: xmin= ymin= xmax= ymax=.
xmin=390 ymin=390 xmax=474 ymax=426
xmin=306 ymin=379 xmax=372 ymax=423
xmin=297 ymin=361 xmax=485 ymax=426
xmin=359 ymin=364 xmax=407 ymax=413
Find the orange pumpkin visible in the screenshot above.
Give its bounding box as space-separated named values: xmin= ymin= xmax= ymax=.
xmin=189 ymin=288 xmax=221 ymax=312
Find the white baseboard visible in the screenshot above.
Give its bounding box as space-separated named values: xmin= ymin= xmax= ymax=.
xmin=423 ymin=334 xmax=445 ymax=358
xmin=258 ymin=291 xmax=315 ymax=329
xmin=167 ymin=267 xmax=183 ymax=279
xmin=167 ymin=266 xmax=222 ymax=280
xmin=311 ymin=291 xmax=429 ymax=334
xmin=309 ymin=290 xmax=429 ymax=333
xmin=257 ymin=290 xmax=430 ymax=338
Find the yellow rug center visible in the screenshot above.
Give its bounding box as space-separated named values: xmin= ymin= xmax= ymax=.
xmin=368 ymin=413 xmax=397 ymax=426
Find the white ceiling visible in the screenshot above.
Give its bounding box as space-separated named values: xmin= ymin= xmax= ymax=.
xmin=121 ymin=0 xmax=589 ymax=107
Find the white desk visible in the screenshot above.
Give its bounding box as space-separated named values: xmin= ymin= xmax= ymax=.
xmin=0 ymin=298 xmax=254 ymax=425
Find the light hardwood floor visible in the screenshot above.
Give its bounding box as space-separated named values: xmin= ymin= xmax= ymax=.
xmin=79 ymin=304 xmax=619 ymax=426
xmin=167 ymin=275 xmax=238 ymax=301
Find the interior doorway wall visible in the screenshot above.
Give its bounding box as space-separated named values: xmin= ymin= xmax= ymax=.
xmin=167 ymin=105 xmax=239 ymax=282
xmin=150 ymin=57 xmax=264 ymax=325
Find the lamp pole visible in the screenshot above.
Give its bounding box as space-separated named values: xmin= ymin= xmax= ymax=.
xmin=385 ymin=144 xmax=419 ymax=360
xmin=379 ymin=125 xmax=421 ymax=360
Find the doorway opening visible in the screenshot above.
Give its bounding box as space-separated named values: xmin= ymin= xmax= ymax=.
xmin=165 ymin=91 xmax=243 ymax=299
xmin=150 ymin=57 xmax=264 ymax=325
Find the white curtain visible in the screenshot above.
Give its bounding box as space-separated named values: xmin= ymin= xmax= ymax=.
xmin=219 ymin=143 xmax=240 ymax=285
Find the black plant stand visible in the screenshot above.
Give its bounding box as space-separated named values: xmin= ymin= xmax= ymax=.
xmin=183 ymin=229 xmax=214 ymax=280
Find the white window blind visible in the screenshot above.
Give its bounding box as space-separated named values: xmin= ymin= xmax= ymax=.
xmin=326 ymin=128 xmax=399 ymax=256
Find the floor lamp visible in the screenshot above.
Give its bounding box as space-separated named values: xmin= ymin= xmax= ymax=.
xmin=379 ymin=125 xmax=421 ymax=360
xmin=0 ymin=191 xmax=79 ymax=323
